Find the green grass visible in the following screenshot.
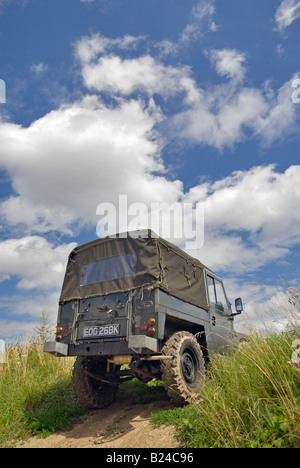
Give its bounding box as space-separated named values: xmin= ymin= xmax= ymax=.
xmin=151 ymin=325 xmax=300 ymax=448
xmin=1 ymin=323 xmax=299 ymax=448
xmin=0 ymin=340 xmax=86 ymax=447
xmin=0 ymin=340 xmax=169 ymax=447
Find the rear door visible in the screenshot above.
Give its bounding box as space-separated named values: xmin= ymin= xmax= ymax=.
xmin=75 ymin=293 xmax=129 ymax=343
xmin=206 ymin=274 xmax=234 ymax=350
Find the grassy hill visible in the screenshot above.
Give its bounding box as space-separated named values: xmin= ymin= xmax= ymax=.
xmin=152 ymin=324 xmax=300 ymax=448
xmin=0 ymin=324 xmax=299 ymax=448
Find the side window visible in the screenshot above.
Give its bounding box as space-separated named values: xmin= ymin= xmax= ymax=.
xmin=207 ymin=275 xmax=228 ymax=309
xmin=207 ymin=275 xmax=216 ymax=303
xmin=215 ymin=280 xmax=227 ymax=309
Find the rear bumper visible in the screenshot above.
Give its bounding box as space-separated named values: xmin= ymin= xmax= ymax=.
xmin=44 ymin=341 xmax=69 ymax=357
xmin=44 ymin=335 xmax=158 ymax=358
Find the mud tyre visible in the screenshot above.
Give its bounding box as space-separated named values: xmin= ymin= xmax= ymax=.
xmin=161 ymin=331 xmax=205 ymax=406
xmin=73 ymin=357 xmax=118 ymax=409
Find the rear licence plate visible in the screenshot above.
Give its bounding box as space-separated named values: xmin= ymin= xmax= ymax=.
xmin=83 ymin=324 xmax=120 ymax=338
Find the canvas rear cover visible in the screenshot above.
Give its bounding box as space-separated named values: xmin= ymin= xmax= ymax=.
xmin=59 ymin=231 xmax=211 ymax=311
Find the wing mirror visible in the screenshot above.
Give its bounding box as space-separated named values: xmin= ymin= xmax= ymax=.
xmin=235 ymin=297 xmax=243 ymax=314
xmin=230 ymin=297 xmax=243 ymax=317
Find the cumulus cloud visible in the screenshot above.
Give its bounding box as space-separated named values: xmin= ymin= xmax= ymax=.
xmin=76 ymin=34 xmax=198 ymax=103
xmin=180 ymin=0 xmax=217 ymax=43
xmin=255 ymin=74 xmax=300 ymax=145
xmin=275 ymin=0 xmax=300 ymax=32
xmin=183 ymin=164 xmax=300 ymax=273
xmin=76 ymin=33 xmax=147 ymax=64
xmin=204 ymin=165 xmax=300 ymax=241
xmin=223 ymin=278 xmax=300 ymax=333
xmin=0 ymin=288 xmax=61 ymax=337
xmin=0 ymin=95 xmax=182 ymax=233
xmin=172 ymin=74 xmax=299 ymax=150
xmin=0 ymin=236 xmax=76 ymax=290
xmin=1 ymin=28 xmax=300 ymax=338
xmin=208 ymin=49 xmax=247 ymax=82
xmin=76 ymin=33 xmax=299 ymax=151
xmin=0 ymin=236 xmax=76 ymax=333
xmin=80 ymin=54 xmax=198 ymax=101
xmin=1 ymin=32 xmax=299 ymax=242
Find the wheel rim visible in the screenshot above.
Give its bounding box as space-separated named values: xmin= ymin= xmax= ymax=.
xmin=180 ymin=347 xmax=198 ymax=384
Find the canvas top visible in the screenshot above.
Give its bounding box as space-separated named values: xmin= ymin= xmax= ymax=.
xmin=59 ymin=230 xmax=213 ymax=311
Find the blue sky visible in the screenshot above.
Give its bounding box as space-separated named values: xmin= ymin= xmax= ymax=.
xmin=0 ymin=0 xmax=300 ymax=339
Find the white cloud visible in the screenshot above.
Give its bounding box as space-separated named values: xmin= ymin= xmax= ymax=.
xmin=154 ymin=40 xmax=179 ymax=57
xmin=204 ymin=164 xmax=300 ymax=239
xmin=184 ymin=164 xmax=300 ymax=272
xmin=222 ymin=278 xmax=300 ymax=333
xmin=0 ymin=94 xmax=182 ymax=233
xmin=276 ymin=43 xmax=285 ymax=57
xmin=0 ymin=319 xmax=39 ymax=339
xmin=172 ymin=74 xmax=299 ymax=150
xmin=1 ymin=33 xmax=299 ymax=240
xmin=208 ymin=49 xmax=247 ymax=82
xmin=76 ymin=33 xmax=299 ymax=151
xmin=76 ymin=34 xmax=197 ymax=102
xmin=80 ymin=54 xmax=197 ymax=102
xmin=0 ymin=236 xmax=76 ymax=290
xmin=154 ymin=0 xmax=217 ymax=57
xmin=180 ymin=0 xmax=217 ymax=43
xmin=0 ymin=289 xmax=60 ymax=337
xmin=0 ymin=237 xmax=75 ymax=336
xmin=275 ymin=0 xmax=300 ymax=32
xmin=1 ymin=27 xmax=300 ymax=339
xmin=254 ymin=75 xmax=299 ymax=145
xmin=76 ymin=33 xmax=147 ymax=64
xmin=30 ymin=62 xmax=48 ymax=74
xmin=1 ymin=89 xmax=299 ymax=280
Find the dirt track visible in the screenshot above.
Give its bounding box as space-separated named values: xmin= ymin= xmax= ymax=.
xmin=17 ymin=400 xmax=181 ymax=449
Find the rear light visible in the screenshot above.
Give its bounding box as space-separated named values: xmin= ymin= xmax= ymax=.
xmin=56 ymin=335 xmax=62 ymax=342
xmin=148 ymin=327 xmax=155 ymax=335
xmin=140 ymin=325 xmax=148 ymax=331
xmin=148 ymin=318 xmax=155 ymax=326
xmin=56 ymin=327 xmax=63 ymax=334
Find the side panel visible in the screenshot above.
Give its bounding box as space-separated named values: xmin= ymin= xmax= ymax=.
xmin=154 ymin=289 xmax=210 ymax=340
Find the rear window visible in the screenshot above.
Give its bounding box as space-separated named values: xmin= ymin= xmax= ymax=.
xmin=80 ymin=253 xmax=136 ymax=286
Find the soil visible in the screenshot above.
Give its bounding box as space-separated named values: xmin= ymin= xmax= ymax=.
xmin=17 ymin=400 xmax=181 ymax=449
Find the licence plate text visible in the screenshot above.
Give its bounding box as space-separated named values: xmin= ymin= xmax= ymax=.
xmin=83 ymin=324 xmax=120 ymax=338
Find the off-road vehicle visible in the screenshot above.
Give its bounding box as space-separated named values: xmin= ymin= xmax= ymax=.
xmin=44 ymin=230 xmax=243 ymax=407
